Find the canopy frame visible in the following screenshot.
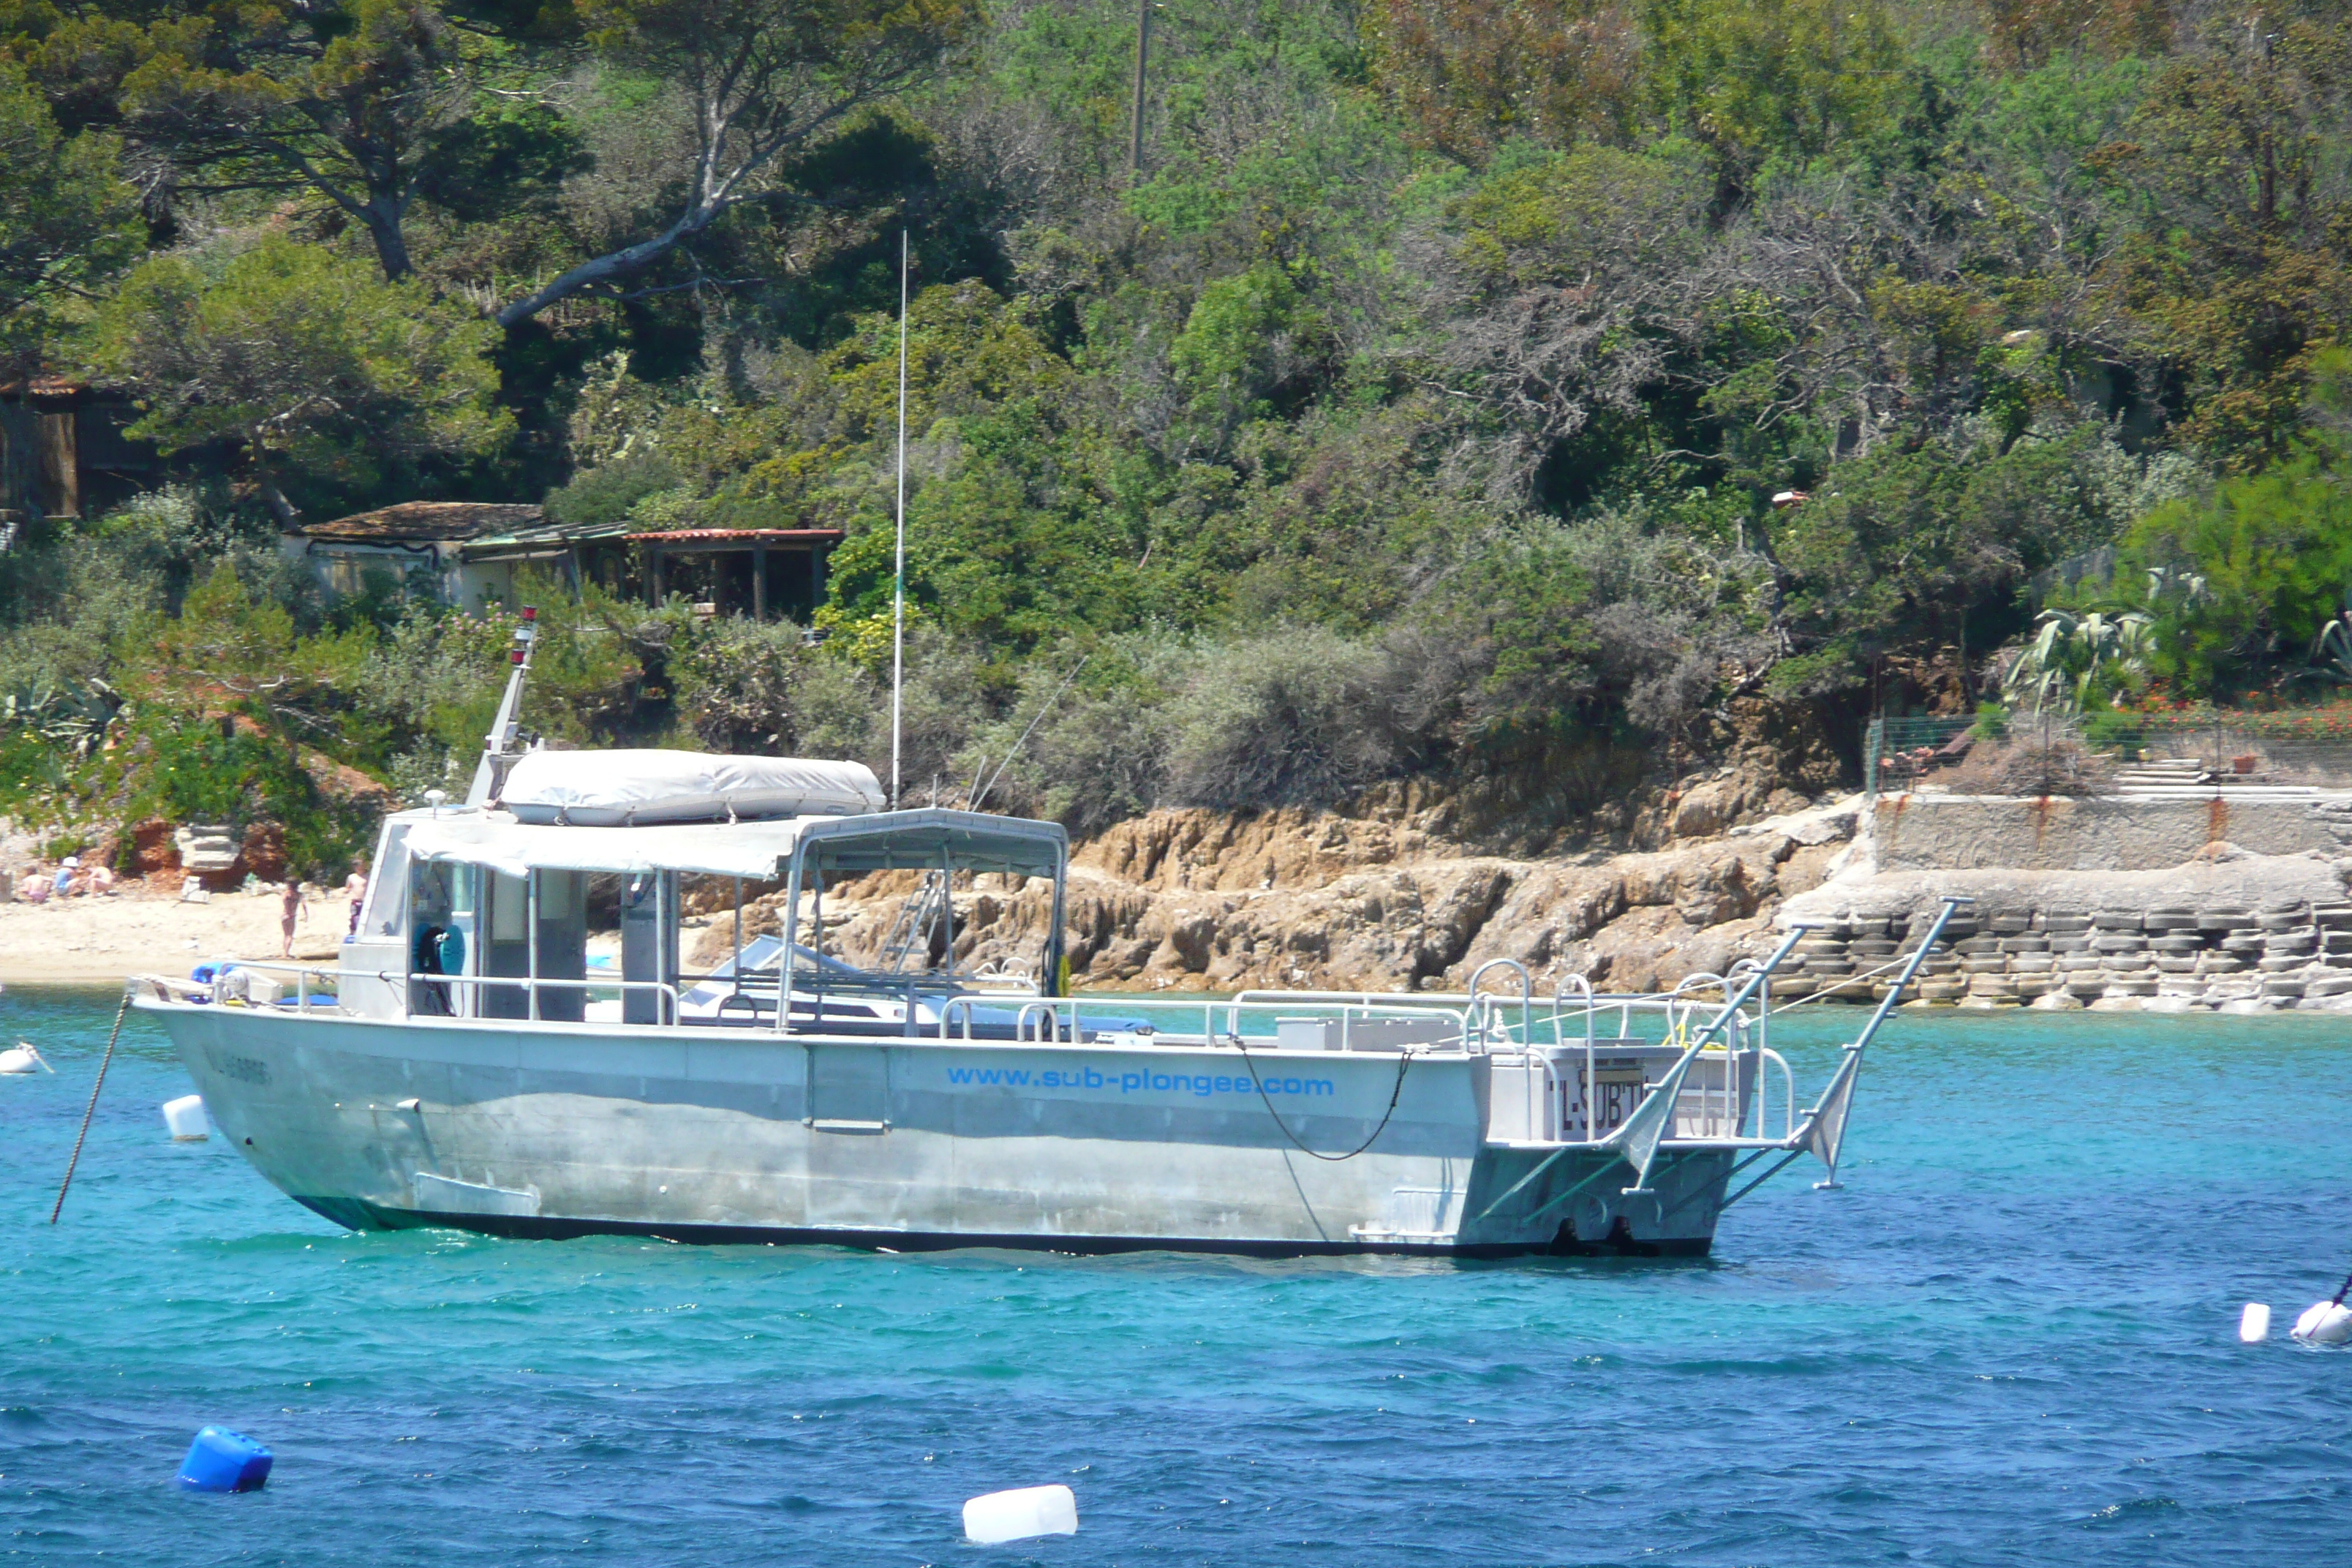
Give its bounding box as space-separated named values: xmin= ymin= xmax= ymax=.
xmin=778 ymin=809 xmax=1068 ymax=1033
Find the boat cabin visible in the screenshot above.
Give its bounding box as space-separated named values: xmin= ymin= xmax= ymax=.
xmin=339 ymin=751 xmax=1068 ymax=1034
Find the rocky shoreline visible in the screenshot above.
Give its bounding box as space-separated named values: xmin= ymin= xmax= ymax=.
xmin=764 ymin=781 xmax=2352 ymax=1014
xmin=20 ymin=773 xmax=2352 ymax=1013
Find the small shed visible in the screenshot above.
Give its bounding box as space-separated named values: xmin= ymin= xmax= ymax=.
xmin=284 ymin=505 xmax=845 ymax=621
xmin=284 ymin=502 xmax=583 ymax=611
xmin=0 ymin=379 xmax=158 ymax=538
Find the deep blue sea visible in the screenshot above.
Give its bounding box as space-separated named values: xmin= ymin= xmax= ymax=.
xmin=3 ymin=984 xmax=2348 ymax=1566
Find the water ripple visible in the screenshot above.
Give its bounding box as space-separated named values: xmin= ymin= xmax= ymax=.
xmin=2 ymin=987 xmax=2349 ymax=1565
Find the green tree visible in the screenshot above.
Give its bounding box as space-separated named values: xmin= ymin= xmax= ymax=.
xmin=2095 ymin=10 xmax=2352 ymax=467
xmin=1365 ymin=0 xmax=1638 ymax=162
xmin=492 ymin=0 xmax=973 ymax=326
xmin=112 ymin=0 xmax=472 ymax=281
xmin=1637 ymin=0 xmax=1908 ymax=204
xmin=2125 ymin=443 xmax=2352 ymax=695
xmin=0 ymin=59 xmax=138 ymax=375
xmin=89 ymin=234 xmax=512 ymax=517
xmin=1978 ymin=0 xmax=2171 ymax=70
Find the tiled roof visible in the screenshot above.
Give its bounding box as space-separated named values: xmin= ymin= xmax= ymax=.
xmin=303 ymin=501 xmax=545 ymax=543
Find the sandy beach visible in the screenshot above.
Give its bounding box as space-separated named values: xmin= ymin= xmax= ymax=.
xmin=0 ymin=888 xmax=354 ymax=985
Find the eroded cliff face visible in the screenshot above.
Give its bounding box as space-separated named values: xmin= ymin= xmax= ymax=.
xmin=681 ymin=695 xmax=1863 ymax=992
xmin=1042 ymin=786 xmax=1858 ymax=992
xmin=698 ymin=777 xmax=1861 ymax=995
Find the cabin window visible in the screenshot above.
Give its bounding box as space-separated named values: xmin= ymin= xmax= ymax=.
xmin=360 ymin=826 xmax=412 ymax=940
xmin=489 ymin=870 xmax=529 ymax=943
xmin=481 ymin=870 xmax=532 ymax=1019
xmin=532 ymin=869 xmax=588 ymax=1022
xmin=621 ymin=871 xmax=677 ymax=1025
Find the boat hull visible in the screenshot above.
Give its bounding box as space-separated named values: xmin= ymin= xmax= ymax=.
xmin=147 ymin=1002 xmax=1731 ymax=1257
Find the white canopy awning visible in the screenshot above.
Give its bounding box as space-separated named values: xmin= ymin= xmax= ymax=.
xmin=401 ymin=807 xmax=1067 ymax=882
xmin=790 ymin=809 xmax=1066 ymax=879
xmin=404 ymin=816 xmax=812 ymax=880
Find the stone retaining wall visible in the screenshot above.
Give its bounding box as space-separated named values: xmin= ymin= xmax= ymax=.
xmin=1872 ymin=793 xmax=2352 ymax=871
xmin=1776 ymin=896 xmax=2352 ymax=1012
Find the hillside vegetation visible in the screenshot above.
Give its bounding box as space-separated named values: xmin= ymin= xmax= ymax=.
xmin=5 ymin=0 xmax=2352 ymax=873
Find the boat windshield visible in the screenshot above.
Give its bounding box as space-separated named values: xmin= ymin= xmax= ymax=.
xmin=682 ymin=935 xmax=878 ymax=1008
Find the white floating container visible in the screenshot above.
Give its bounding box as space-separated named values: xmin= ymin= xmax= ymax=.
xmin=963 ymin=1484 xmax=1078 ymax=1544
xmin=2291 ymin=1301 xmax=2352 ymax=1344
xmin=163 ymin=1094 xmax=211 ymax=1142
xmin=0 ymin=1044 xmax=40 ymax=1074
xmin=2239 ymin=1303 xmax=2271 ymax=1343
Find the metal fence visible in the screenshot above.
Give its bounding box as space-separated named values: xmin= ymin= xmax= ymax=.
xmin=1863 ymin=715 xmax=1978 ymax=796
xmin=1866 ymin=712 xmax=2352 ymax=795
xmin=2115 ymin=724 xmax=2352 ymax=789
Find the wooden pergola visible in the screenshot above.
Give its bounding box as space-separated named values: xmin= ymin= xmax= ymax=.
xmin=634 ymin=528 xmax=845 ymax=620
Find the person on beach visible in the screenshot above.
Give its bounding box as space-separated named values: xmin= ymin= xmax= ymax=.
xmin=342 ymin=860 xmax=368 ymax=937
xmin=280 ymin=878 xmax=308 ymax=957
xmin=88 ymin=864 xmax=116 ymax=896
xmin=53 ymin=857 xmax=78 ymax=897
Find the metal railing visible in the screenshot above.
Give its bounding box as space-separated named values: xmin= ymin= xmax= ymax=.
xmin=1519 ymin=990 xmax=1778 ymax=1144
xmin=1466 ymin=959 xmax=1534 ymax=1051
xmin=148 ymin=958 xmax=343 ymax=1011
xmin=2117 ymin=723 xmax=2352 ymax=789
xmin=388 ymin=970 xmax=683 ymax=1021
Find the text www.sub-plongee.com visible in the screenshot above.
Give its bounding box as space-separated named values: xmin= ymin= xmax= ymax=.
xmin=945 ymin=1065 xmax=1335 ymax=1097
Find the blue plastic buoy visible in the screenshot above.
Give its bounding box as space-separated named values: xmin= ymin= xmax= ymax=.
xmin=177 ymin=1426 xmax=272 ymax=1493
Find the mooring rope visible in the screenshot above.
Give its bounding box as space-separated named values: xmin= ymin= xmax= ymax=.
xmin=1767 ymin=951 xmax=1921 ymax=1014
xmin=1230 ymin=1030 xmax=1411 ymax=1162
xmin=51 ymin=986 xmax=134 ymax=1224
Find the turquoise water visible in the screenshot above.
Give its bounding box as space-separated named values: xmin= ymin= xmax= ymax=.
xmin=3 ymin=986 xmax=2348 ymax=1566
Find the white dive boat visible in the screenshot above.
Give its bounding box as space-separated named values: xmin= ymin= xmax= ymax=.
xmin=133 ymin=613 xmax=1962 ymax=1257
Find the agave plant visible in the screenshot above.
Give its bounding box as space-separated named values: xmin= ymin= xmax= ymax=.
xmin=2002 ymin=608 xmax=2155 ymax=716
xmin=2310 ymin=610 xmax=2352 ymax=682
xmin=1 ymin=679 xmax=121 ymax=760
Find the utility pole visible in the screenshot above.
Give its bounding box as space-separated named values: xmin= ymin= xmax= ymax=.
xmin=1129 ymin=0 xmax=1153 ymax=181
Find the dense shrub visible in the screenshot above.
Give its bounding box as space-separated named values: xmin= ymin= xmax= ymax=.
xmin=22 ymin=0 xmax=2352 ymax=852
xmin=1163 ymin=627 xmax=1413 ymax=807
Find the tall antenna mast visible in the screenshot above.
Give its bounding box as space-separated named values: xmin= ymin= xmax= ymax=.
xmin=889 ymin=229 xmax=909 ymax=811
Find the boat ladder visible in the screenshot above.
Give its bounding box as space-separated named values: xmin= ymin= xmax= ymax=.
xmin=878 ymin=870 xmax=951 ymax=973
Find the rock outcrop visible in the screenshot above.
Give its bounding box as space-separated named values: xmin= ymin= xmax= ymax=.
xmin=706 ymin=785 xmax=1866 ymax=996
xmin=693 ymin=779 xmax=2352 ymax=1014
xmin=1051 ymin=794 xmax=1858 ymax=993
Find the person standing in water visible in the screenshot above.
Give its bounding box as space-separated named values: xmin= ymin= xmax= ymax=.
xmin=280 ymin=878 xmax=308 ymax=957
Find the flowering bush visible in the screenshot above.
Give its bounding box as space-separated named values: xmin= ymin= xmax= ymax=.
xmin=2134 ymin=701 xmax=2352 ymax=740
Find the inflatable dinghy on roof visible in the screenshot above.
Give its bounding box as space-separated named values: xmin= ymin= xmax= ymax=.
xmin=499 ymin=749 xmax=884 ymax=826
